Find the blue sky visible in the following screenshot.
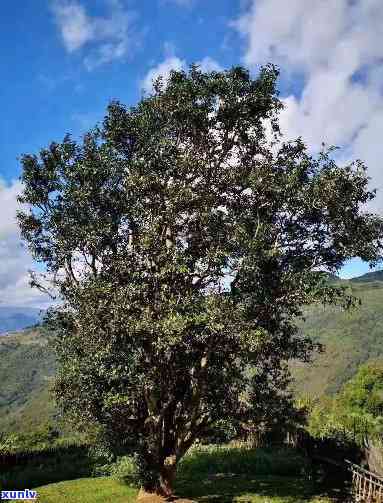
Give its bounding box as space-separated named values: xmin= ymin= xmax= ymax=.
xmin=0 ymin=1 xmax=237 ymax=181
xmin=0 ymin=0 xmax=382 ymax=307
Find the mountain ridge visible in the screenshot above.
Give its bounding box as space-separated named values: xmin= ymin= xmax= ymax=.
xmin=349 ymin=270 xmax=383 ymax=283
xmin=0 ymin=307 xmax=45 ymax=335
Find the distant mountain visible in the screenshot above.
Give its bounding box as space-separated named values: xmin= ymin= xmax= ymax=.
xmin=349 ymin=270 xmax=383 ymax=283
xmin=0 ymin=307 xmax=44 ymax=334
xmin=292 ymin=280 xmax=383 ymax=397
xmin=0 ymin=326 xmax=56 ymax=432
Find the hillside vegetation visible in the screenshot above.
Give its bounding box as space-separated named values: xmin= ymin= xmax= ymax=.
xmin=0 ymin=327 xmax=56 ymax=432
xmin=1 ymin=276 xmax=383 ymax=432
xmin=292 ymin=279 xmax=383 ymax=397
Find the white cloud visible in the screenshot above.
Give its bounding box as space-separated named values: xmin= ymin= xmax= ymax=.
xmin=142 ymin=56 xmax=187 ymax=94
xmin=51 ymin=0 xmax=135 ymax=69
xmin=235 ymin=0 xmax=383 ymax=212
xmin=197 ymin=56 xmax=223 ymax=73
xmin=0 ymin=180 xmax=52 ymax=309
xmin=52 ymin=2 xmax=94 ymax=52
xmin=141 ymin=55 xmax=222 ymax=94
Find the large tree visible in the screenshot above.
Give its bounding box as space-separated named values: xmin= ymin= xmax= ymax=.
xmin=17 ymin=65 xmax=383 ymax=499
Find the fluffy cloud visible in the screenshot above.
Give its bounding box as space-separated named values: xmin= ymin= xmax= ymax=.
xmin=142 ymin=56 xmax=186 ymax=94
xmin=141 ymin=55 xmax=222 ymax=94
xmin=235 ymin=0 xmax=383 ymax=212
xmin=51 ymin=0 xmax=136 ymax=70
xmin=52 ymin=2 xmax=94 ymax=52
xmin=0 ymin=180 xmax=52 ymax=308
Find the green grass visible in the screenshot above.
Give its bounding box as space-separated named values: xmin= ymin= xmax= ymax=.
xmin=4 ymin=445 xmax=345 ymax=502
xmin=27 ymin=477 xmax=137 ymax=503
xmin=178 ymin=445 xmax=309 ymax=479
xmin=176 ymin=475 xmax=336 ymax=502
xmin=1 ymin=445 xmax=309 ymax=491
xmin=26 ymin=476 xmax=335 ymax=502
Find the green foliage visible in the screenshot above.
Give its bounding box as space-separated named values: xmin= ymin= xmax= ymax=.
xmin=0 ymin=423 xmax=59 ymax=453
xmin=109 ymin=456 xmax=136 ymax=481
xmin=0 ymin=432 xmax=20 ymax=453
xmin=339 ymin=360 xmax=383 ymax=417
xmin=303 ymin=360 xmax=383 ymax=444
xmin=0 ymin=443 xmax=93 ymax=491
xmin=201 ymin=419 xmax=239 ymax=444
xmin=303 ymin=395 xmax=368 ymax=444
xmin=17 ymin=63 xmax=383 ymax=494
xmin=4 ymin=279 xmax=383 ymax=438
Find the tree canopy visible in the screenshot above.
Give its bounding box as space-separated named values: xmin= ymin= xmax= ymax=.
xmin=17 ymin=64 xmax=383 ymax=499
xmin=340 ymin=360 xmax=383 ymax=418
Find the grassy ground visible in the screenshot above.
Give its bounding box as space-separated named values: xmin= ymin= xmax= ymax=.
xmin=25 ymin=475 xmax=335 ymax=502
xmin=5 ymin=445 xmax=345 ymax=502
xmin=1 ymin=445 xmax=311 ymax=491
xmin=25 ymin=478 xmax=137 ymax=503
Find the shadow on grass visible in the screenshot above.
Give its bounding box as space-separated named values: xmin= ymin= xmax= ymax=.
xmin=177 ymin=446 xmax=310 ymax=479
xmin=172 ymin=445 xmax=350 ymax=502
xmin=175 ymin=475 xmax=341 ymax=502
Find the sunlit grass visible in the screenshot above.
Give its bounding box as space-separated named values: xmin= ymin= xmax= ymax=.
xmin=27 ymin=477 xmax=137 ymax=503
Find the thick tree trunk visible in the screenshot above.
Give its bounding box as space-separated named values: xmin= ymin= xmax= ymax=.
xmin=137 ymin=456 xmax=177 ymax=502
xmin=158 ymin=462 xmax=177 ymax=497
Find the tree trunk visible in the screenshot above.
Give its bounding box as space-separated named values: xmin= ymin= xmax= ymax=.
xmin=158 ymin=461 xmax=177 ymax=497
xmin=137 ymin=456 xmax=177 ymax=502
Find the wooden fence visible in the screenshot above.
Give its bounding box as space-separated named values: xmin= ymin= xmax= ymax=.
xmin=346 ymin=459 xmax=383 ymax=502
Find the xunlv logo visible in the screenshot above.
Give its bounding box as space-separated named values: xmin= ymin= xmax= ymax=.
xmin=1 ymin=489 xmax=37 ymax=500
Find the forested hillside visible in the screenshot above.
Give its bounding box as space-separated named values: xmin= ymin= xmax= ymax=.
xmin=0 ymin=327 xmax=56 ymax=432
xmin=292 ymin=279 xmax=383 ymax=396
xmin=1 ymin=276 xmax=383 ymax=432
